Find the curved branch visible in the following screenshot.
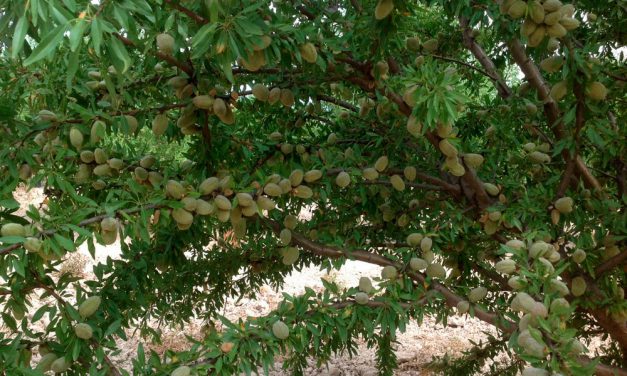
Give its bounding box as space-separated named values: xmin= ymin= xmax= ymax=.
xmin=595 ymin=250 xmax=627 ymax=276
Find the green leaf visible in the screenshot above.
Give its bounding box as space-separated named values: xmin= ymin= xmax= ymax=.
xmin=69 ymin=18 xmax=87 ymax=52
xmin=90 ymin=18 xmax=103 ymax=56
xmin=108 ymin=36 xmax=132 ymax=74
xmin=53 ymin=233 xmax=75 ymax=251
xmin=24 ymin=24 xmax=67 ymax=66
xmin=104 ymin=319 xmax=122 ymax=337
xmin=11 ymin=16 xmax=29 ymax=59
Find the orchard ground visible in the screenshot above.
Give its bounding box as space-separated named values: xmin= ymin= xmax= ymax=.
xmin=4 ymin=186 xmax=607 ymax=375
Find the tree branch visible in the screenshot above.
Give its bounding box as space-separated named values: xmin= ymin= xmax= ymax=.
xmin=316 ymin=94 xmax=358 ymax=112
xmin=262 ymin=218 xmax=516 ymax=333
xmin=113 ymin=33 xmax=194 ymax=76
xmin=595 ymin=250 xmax=627 ymax=277
xmin=460 ymin=18 xmax=513 ymax=99
xmin=163 ymin=0 xmax=208 ymax=24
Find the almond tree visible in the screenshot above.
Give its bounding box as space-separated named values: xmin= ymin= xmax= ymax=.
xmin=0 ymin=1 xmax=625 ymax=375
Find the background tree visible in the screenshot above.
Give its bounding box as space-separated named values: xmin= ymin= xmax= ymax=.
xmin=0 ymin=0 xmax=625 ymax=375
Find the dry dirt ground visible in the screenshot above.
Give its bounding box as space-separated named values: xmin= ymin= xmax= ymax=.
xmin=6 ymin=186 xmax=507 ymax=375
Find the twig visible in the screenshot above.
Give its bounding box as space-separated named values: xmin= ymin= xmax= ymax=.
xmin=316 ymin=94 xmax=358 ymax=112
xmin=113 ymin=33 xmax=194 ymax=76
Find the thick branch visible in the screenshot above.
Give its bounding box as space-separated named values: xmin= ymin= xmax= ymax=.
xmin=460 ymin=18 xmax=512 ymax=99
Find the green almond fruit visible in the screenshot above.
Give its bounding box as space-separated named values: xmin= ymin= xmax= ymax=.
xmin=171 ymin=366 xmax=191 ymax=376
xmin=543 ymin=0 xmax=562 ymax=12
xmin=152 ymin=114 xmax=169 ymax=137
xmin=50 ymin=357 xmax=71 ymax=373
xmin=420 ymin=237 xmax=433 ymax=252
xmin=166 ymin=180 xmax=186 ymax=199
xmin=522 ymin=367 xmax=549 ymax=376
xmin=547 ymin=23 xmax=567 ymax=38
xmin=139 ymin=155 xmax=156 ymax=169
xmin=24 ymin=237 xmax=43 ymax=253
xmin=36 ymin=353 xmax=58 ymax=372
xmin=528 ymin=151 xmax=551 ymax=163
xmin=80 ymin=150 xmax=95 ymax=164
xmin=406 ymin=36 xmax=421 ymax=51
xmin=463 ymin=153 xmax=484 ymax=169
xmin=280 ymin=246 xmax=299 ymax=265
xmin=362 ymin=167 xmax=379 ymax=181
xmin=571 ymin=249 xmax=586 ymax=264
xmin=528 ymin=1 xmax=545 ymax=23
xmin=257 ymin=196 xmax=276 ymax=211
xmin=236 ymin=193 xmax=254 ymax=207
xmin=403 ymin=166 xmax=417 ymax=181
xmin=94 ymin=148 xmax=108 ymax=164
xmin=156 ymin=33 xmax=175 ymax=55
xmin=336 ymin=171 xmax=351 ymax=188
xmin=426 ymin=263 xmax=446 ymax=279
xmin=69 ymin=127 xmax=84 ymax=150
xmin=528 ymin=25 xmax=546 ymax=47
xmin=272 ymin=320 xmax=290 ymax=339
xmin=529 ymin=241 xmax=549 ymax=258
xmin=507 ymin=0 xmax=527 ymax=19
xmin=37 ymin=110 xmax=57 ymax=123
xmin=543 ymin=10 xmax=562 ymax=25
xmin=252 ymin=84 xmax=270 ymax=101
xmin=147 ymin=172 xmax=163 ymax=187
xmin=167 ymin=76 xmax=188 ymax=89
xmin=374 ymin=0 xmax=394 ymax=20
xmin=195 ymin=199 xmax=215 ymax=216
xmin=213 ymin=98 xmax=227 ymax=117
xmin=549 ymin=279 xmax=569 ymax=296
xmin=293 ymin=185 xmax=313 ymax=199
xmin=283 ymin=215 xmax=298 ymax=230
xmin=374 ymin=156 xmax=389 ymax=172
xmin=422 ymin=38 xmax=438 ymax=52
xmin=215 ymin=209 xmax=230 ymax=223
xmin=505 ymin=239 xmax=526 ymax=250
xmin=438 ymin=139 xmax=458 ymax=158
xmin=457 ymin=300 xmax=470 ymax=314
xmin=268 ymin=87 xmax=281 ymax=104
xmin=74 ymin=323 xmax=93 ymax=339
xmin=389 ymin=175 xmax=405 ymax=191
xmin=299 ymin=42 xmax=318 ymax=63
xmin=1 ymin=223 xmax=26 ymax=237
xmin=495 ymin=259 xmax=516 ymax=274
xmin=289 ymin=170 xmax=304 ymax=187
xmin=508 ymin=276 xmax=526 ymax=290
xmin=381 ymin=265 xmax=397 ymax=280
xmin=214 ymin=195 xmax=232 ymax=211
xmin=540 ymin=56 xmax=564 ymax=73
xmin=107 ymin=158 xmax=124 ymax=170
xmin=264 ymin=183 xmax=283 ymax=197
xmin=468 ymin=286 xmax=487 ymax=303
xmin=90 ymin=120 xmax=106 ymax=144
xmin=406 ymin=233 xmax=423 ymax=247
xmin=78 ymin=296 xmax=101 ymax=318
xmin=199 ymin=177 xmax=219 ymax=195
xmin=181 ymin=197 xmax=198 ymax=212
xmin=279 ymin=89 xmax=295 ymax=107
xmin=354 ymin=292 xmax=369 ymax=305
xmin=193 ymin=95 xmax=214 ymax=110
xmin=554 ymin=196 xmax=573 ymax=213
xmin=280 ymin=228 xmax=292 ymax=245
xmin=359 ymin=277 xmax=373 ymax=293
xmin=304 ymin=169 xmax=322 ymax=183
xmin=585 ymin=81 xmax=607 ymax=101
xmin=560 ymin=17 xmax=579 ymax=31
xmin=521 ymin=19 xmax=538 ymax=37
xmin=406 ymin=115 xmax=422 ymax=137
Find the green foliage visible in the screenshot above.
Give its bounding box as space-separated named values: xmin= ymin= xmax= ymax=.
xmin=0 ymin=0 xmax=625 ymax=375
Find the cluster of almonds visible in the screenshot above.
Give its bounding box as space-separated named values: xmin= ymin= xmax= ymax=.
xmin=166 ymin=168 xmax=322 ymax=232
xmin=405 ymin=233 xmax=449 ymax=279
xmin=36 ymin=296 xmax=101 ymax=372
xmin=251 ymin=84 xmax=295 ymax=107
xmin=501 ymin=0 xmax=580 ymax=47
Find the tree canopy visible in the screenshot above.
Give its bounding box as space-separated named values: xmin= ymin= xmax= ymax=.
xmin=0 ymin=0 xmax=625 ymax=375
